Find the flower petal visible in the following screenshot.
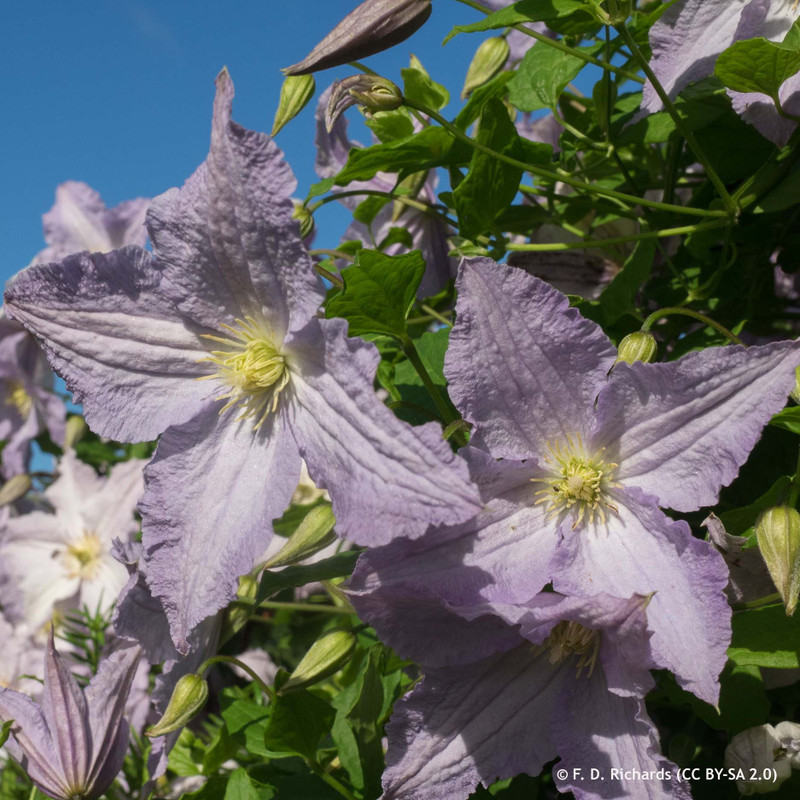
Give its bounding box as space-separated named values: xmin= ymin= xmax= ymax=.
xmin=446 ymin=258 xmax=616 ymax=459
xmin=594 ymin=340 xmax=800 ymax=512
xmin=4 ymin=247 xmax=213 ymax=442
xmin=382 ymin=644 xmax=561 ymax=800
xmin=140 ymin=404 xmax=301 ymax=652
xmin=288 ymin=318 xmax=480 ymax=544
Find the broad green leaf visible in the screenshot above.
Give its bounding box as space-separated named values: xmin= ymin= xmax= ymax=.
xmin=455 ymin=71 xmax=514 ymax=131
xmin=443 ymin=0 xmax=591 ymax=43
xmin=306 ymin=178 xmax=335 ymax=202
xmin=263 ymin=689 xmax=335 ymax=760
xmin=225 ymin=768 xmax=263 ymax=800
xmin=272 ymin=496 xmax=328 ymax=538
xmin=220 ymin=697 xmax=272 ymax=758
xmin=256 ymin=549 xmax=361 ymax=602
xmin=401 ymin=57 xmax=449 ymax=111
xmin=453 ymin=98 xmax=524 ymax=239
xmin=0 ymin=720 xmax=12 ymax=749
xmin=728 ymin=604 xmax=800 ymax=669
xmin=770 ymin=406 xmax=800 ymax=435
xmin=598 ymin=238 xmax=654 ymax=325
xmin=715 ymin=24 xmax=800 ymax=100
xmin=353 ymin=195 xmax=389 ymax=226
xmin=334 ymin=127 xmax=468 ymax=185
xmin=378 ymin=227 xmax=414 ymax=250
xmin=326 ymin=249 xmax=426 ymax=339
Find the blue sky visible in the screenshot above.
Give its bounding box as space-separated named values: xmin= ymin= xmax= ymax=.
xmin=1 ymin=1 xmax=491 ymax=284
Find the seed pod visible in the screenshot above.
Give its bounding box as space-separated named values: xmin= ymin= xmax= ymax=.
xmin=462 ymin=37 xmax=509 ymax=98
xmin=264 ymin=503 xmax=336 ymax=569
xmin=284 ymin=0 xmax=433 ymax=76
xmin=280 ymin=629 xmax=357 ymax=694
xmin=272 ymin=74 xmax=316 ymax=137
xmin=146 ymin=673 xmax=209 ymax=738
xmin=325 ymin=75 xmax=403 ymax=132
xmin=615 ymin=331 xmax=657 ymax=365
xmin=0 ymin=474 xmax=31 ymax=507
xmin=756 ymin=506 xmax=800 ymax=616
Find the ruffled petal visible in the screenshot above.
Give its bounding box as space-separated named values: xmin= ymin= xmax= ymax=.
xmin=446 ymin=259 xmax=616 ymax=459
xmin=4 ymin=247 xmax=212 ymax=442
xmin=594 ymin=340 xmax=800 ymax=512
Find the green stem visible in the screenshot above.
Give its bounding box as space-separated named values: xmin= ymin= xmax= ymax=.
xmin=506 ymin=219 xmax=728 ymax=252
xmin=615 ymin=22 xmax=736 ymax=217
xmin=257 ymin=600 xmax=355 ymax=615
xmin=788 ymin=446 xmax=800 ymax=507
xmin=400 ymin=333 xmax=466 ymax=446
xmin=737 ymin=592 xmax=782 ymax=610
xmin=420 ymin=303 xmax=453 ymax=327
xmin=307 ymin=758 xmax=358 ymax=800
xmin=309 ymin=188 xmax=458 ymax=227
xmin=314 ymin=264 xmax=344 ymax=287
xmin=404 ymin=98 xmax=726 ymax=219
xmin=448 ymin=0 xmax=645 ymax=83
xmin=197 ymin=655 xmax=275 ymax=700
xmin=308 ymin=248 xmax=355 ymax=262
xmin=641 ymin=307 xmax=745 ymax=346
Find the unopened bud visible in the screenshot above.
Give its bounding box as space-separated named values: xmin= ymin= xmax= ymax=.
xmin=0 ymin=474 xmax=31 ymax=507
xmin=293 ymin=202 xmax=315 ymax=240
xmin=592 ymin=78 xmax=618 ymax=136
xmin=272 ymin=74 xmax=316 ymax=137
xmin=755 ymin=506 xmax=800 ymax=616
xmin=615 ymin=332 xmax=657 ymax=365
xmin=462 ymin=37 xmax=509 ymax=98
xmin=264 ymin=503 xmax=336 ymax=569
xmin=325 ymin=75 xmax=403 ymax=132
xmin=283 ymin=0 xmax=432 ymax=76
xmin=791 ymin=366 xmax=800 ymax=404
xmin=64 ymin=415 xmax=87 ymax=449
xmin=725 ymin=724 xmax=793 ymax=795
xmin=146 ymin=673 xmax=208 ymax=738
xmin=280 ymin=629 xmax=357 ymax=694
xmin=221 ymin=573 xmax=259 ymax=642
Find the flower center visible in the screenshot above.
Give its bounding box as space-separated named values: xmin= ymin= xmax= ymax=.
xmin=532 ymin=434 xmax=619 ymax=529
xmin=536 ymin=620 xmax=600 ymax=678
xmin=62 ymin=531 xmax=104 ymax=581
xmin=4 ymin=380 xmax=32 ymax=416
xmin=200 ymin=316 xmax=290 ymax=430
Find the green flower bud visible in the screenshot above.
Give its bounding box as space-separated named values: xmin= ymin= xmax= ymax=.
xmin=0 ymin=474 xmax=31 ymax=507
xmin=325 ymin=75 xmax=403 ymax=132
xmin=264 ymin=503 xmax=336 ymax=569
xmin=462 ymin=37 xmax=509 ymax=98
xmin=221 ymin=573 xmax=260 ymax=643
xmin=283 ymin=0 xmax=432 ymax=76
xmin=615 ymin=332 xmax=658 ymax=365
xmin=64 ymin=415 xmax=88 ymax=449
xmin=146 ymin=673 xmax=208 ymax=738
xmin=280 ymin=629 xmax=357 ymax=694
xmin=756 ymin=506 xmax=800 ymax=616
xmin=790 ymin=365 xmax=800 ymax=404
xmin=592 ymin=78 xmax=617 ymax=136
xmin=292 ymin=202 xmax=315 ymax=240
xmin=272 ymin=74 xmax=316 ymax=137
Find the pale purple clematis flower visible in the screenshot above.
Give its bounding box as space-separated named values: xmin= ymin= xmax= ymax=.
xmin=0 ymin=315 xmax=65 ymax=477
xmin=0 ymin=631 xmax=140 ymax=800
xmin=646 ymin=0 xmax=800 ymax=145
xmin=32 ymin=181 xmax=149 ymax=266
xmin=5 ymin=70 xmax=479 ymax=653
xmin=0 ymin=613 xmax=45 ymax=696
xmin=350 ymin=258 xmax=800 ymax=706
xmin=315 ymin=88 xmax=456 ymax=297
xmin=0 ymin=452 xmax=144 ymax=629
xmin=368 ymin=591 xmax=689 ymax=800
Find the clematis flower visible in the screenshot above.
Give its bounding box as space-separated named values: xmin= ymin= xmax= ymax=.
xmin=350 ymin=258 xmax=800 ymax=706
xmin=645 ymin=0 xmax=800 ymax=145
xmin=0 ymin=631 xmax=140 ymax=800
xmin=0 ymin=315 xmax=65 ymax=477
xmin=369 ymin=591 xmax=689 ymax=800
xmin=0 ymin=613 xmax=44 ymax=696
xmin=0 ymin=451 xmax=144 ymax=630
xmin=315 ymin=87 xmax=456 ymax=297
xmin=32 ymin=180 xmax=149 ymax=265
xmin=5 ymin=70 xmax=479 ymax=652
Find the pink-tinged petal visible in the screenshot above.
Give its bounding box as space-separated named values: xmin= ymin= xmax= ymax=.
xmin=287 ymin=318 xmax=480 ymax=545
xmin=553 ymin=670 xmax=690 ymax=800
xmin=446 ymin=259 xmax=616 ymax=460
xmin=595 ymin=340 xmax=800 ymax=512
xmin=551 ymin=489 xmax=730 ymax=705
xmin=382 ymin=645 xmax=562 ymax=800
xmin=140 ymin=405 xmax=302 ymax=652
xmin=147 ymin=69 xmax=322 ymax=335
xmin=4 ymin=247 xmax=213 ymax=442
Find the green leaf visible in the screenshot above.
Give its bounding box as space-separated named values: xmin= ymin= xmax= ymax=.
xmin=455 ymin=71 xmax=514 ymax=130
xmin=257 ymin=550 xmax=361 ymax=602
xmin=306 ymin=178 xmax=335 ymax=202
xmin=353 ymin=195 xmax=389 ymax=226
xmin=263 ymin=690 xmax=335 ymax=760
xmin=225 ymin=768 xmax=263 ymax=800
xmin=598 ymin=238 xmax=654 ymax=325
xmin=365 ymin=109 xmax=415 ymax=142
xmin=715 ymin=24 xmax=800 ymax=100
xmin=335 ymin=127 xmax=468 ymax=185
xmin=401 ymin=59 xmax=449 ymax=111
xmin=719 ymin=475 xmax=792 ymax=537
xmin=0 ymin=719 xmax=12 ymax=749
xmin=770 ymin=406 xmax=800 ymax=435
xmin=378 ymin=227 xmax=414 ymax=251
xmin=220 ymin=697 xmax=272 ymax=758
xmin=443 ymin=0 xmax=591 ymax=43
xmin=728 ymin=604 xmax=800 ymax=669
xmin=453 ymin=98 xmax=524 ymax=239
xmin=326 ymin=249 xmax=426 ymax=339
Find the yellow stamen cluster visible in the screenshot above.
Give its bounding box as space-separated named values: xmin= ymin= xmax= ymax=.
xmin=535 ymin=620 xmax=600 ymax=679
xmin=531 ymin=434 xmax=619 ymax=529
xmin=4 ymin=380 xmax=32 ymax=417
xmin=199 ymin=316 xmax=290 ymax=430
xmin=62 ymin=531 xmax=104 ymax=581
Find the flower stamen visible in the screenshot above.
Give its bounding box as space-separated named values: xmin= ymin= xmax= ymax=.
xmin=4 ymin=380 xmax=32 ymax=417
xmin=534 ymin=620 xmax=600 ymax=678
xmin=62 ymin=531 xmax=104 ymax=581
